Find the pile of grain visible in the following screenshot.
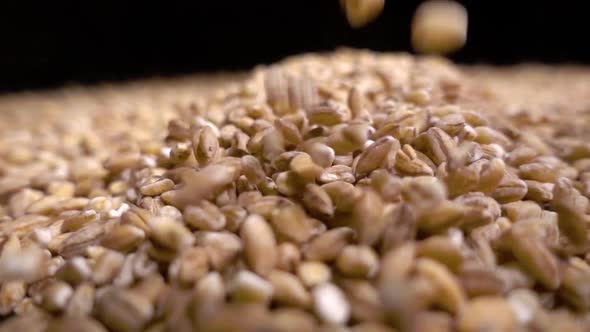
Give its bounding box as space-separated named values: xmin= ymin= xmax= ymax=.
xmin=0 ymin=50 xmax=589 ymax=332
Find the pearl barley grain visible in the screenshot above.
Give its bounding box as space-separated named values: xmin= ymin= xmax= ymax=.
xmin=412 ymin=0 xmax=468 ymax=54
xmin=340 ymin=0 xmax=385 ymax=28
xmin=313 ymin=283 xmax=350 ymax=325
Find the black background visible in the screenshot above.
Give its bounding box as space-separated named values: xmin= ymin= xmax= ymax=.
xmin=0 ymin=1 xmax=588 ymax=93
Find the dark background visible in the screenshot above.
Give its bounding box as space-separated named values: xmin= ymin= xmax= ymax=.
xmin=0 ymin=1 xmax=588 ymax=93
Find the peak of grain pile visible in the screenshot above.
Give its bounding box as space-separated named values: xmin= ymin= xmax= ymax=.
xmin=0 ymin=50 xmax=590 ymax=331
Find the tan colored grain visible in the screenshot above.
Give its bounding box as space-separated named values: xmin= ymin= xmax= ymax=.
xmin=96 ymin=288 xmax=154 ymax=332
xmin=64 ymin=283 xmax=95 ymax=316
xmin=313 ymin=283 xmax=350 ymax=325
xmin=271 ymin=204 xmax=325 ymax=243
xmin=457 ymin=297 xmax=516 ymax=332
xmin=268 ymin=270 xmax=312 ymax=308
xmin=524 ymin=180 xmax=554 ymax=202
xmin=194 ymin=231 xmax=242 ymax=271
xmin=412 ymin=0 xmax=468 ymax=54
xmin=0 ymin=281 xmax=25 ymax=315
xmin=184 ymin=201 xmax=226 ymax=231
xmin=229 ymin=270 xmax=273 ymax=304
xmin=170 ymin=247 xmax=209 ymax=286
xmin=507 ymin=224 xmax=561 ymax=289
xmin=276 ymin=242 xmax=301 ymax=272
xmin=354 ymin=136 xmax=400 ymax=177
xmin=319 ymin=165 xmax=356 ymax=184
xmin=240 ymin=214 xmax=277 ymax=276
xmin=297 ymin=261 xmax=332 ymax=288
xmin=193 ymin=126 xmax=219 ymax=166
xmin=340 ymin=0 xmax=385 ymax=28
xmin=502 ymin=200 xmax=543 ymax=222
xmin=147 ymin=216 xmax=195 ymax=251
xmin=416 ymin=236 xmax=463 ymax=271
xmin=336 ymin=245 xmax=379 ymax=278
xmin=139 ymin=178 xmax=174 ymax=197
xmin=40 ymin=281 xmax=73 ymax=313
xmin=303 ymin=227 xmax=355 ymax=262
xmin=395 ymin=144 xmax=434 ymax=176
xmin=416 ymin=258 xmax=466 ymax=314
